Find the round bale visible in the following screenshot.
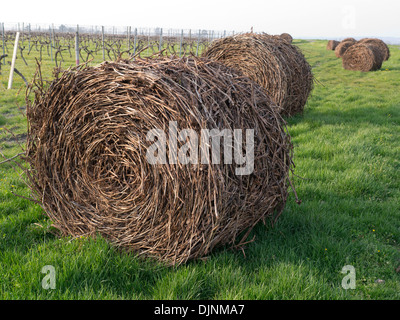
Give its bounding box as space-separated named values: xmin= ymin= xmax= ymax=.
xmin=342 ymin=42 xmax=384 ymax=72
xmin=203 ymin=33 xmax=313 ymax=117
xmin=25 ymin=57 xmax=295 ymax=265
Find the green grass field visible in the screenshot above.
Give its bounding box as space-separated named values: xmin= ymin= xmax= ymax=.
xmin=0 ymin=39 xmax=399 ymax=299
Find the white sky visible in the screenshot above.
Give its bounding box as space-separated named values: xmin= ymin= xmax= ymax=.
xmin=2 ymin=0 xmax=400 ymax=39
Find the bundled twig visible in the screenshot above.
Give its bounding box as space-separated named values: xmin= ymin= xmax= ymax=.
xmin=25 ymin=56 xmax=295 ymax=265
xmin=203 ymin=33 xmax=313 ymax=117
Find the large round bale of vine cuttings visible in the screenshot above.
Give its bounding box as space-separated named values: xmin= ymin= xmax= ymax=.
xmin=25 ymin=56 xmax=295 ymax=265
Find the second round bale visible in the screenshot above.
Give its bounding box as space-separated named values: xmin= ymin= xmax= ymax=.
xmin=203 ymin=33 xmax=313 ymax=117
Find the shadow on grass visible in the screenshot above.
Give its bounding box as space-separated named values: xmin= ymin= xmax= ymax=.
xmin=2 ymin=179 xmax=399 ymax=299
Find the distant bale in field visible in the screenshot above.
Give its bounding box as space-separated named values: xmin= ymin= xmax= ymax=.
xmin=335 ymin=40 xmax=355 ymax=58
xmin=342 ymin=37 xmax=356 ymax=42
xmin=25 ymin=57 xmax=294 ymax=265
xmin=357 ymin=38 xmax=390 ymax=61
xmin=326 ymin=40 xmax=339 ymax=50
xmin=342 ymin=42 xmax=384 ymax=72
xmin=280 ymin=33 xmax=293 ymax=43
xmin=203 ymin=33 xmax=313 ymax=117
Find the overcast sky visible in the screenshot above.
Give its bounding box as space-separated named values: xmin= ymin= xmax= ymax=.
xmin=2 ymin=0 xmax=400 ymax=39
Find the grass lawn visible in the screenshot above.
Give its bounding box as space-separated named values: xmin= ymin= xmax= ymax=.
xmin=0 ymin=38 xmax=399 ymax=299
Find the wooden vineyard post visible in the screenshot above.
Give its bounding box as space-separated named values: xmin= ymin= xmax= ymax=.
xmin=179 ymin=29 xmax=183 ymax=57
xmin=49 ymin=26 xmax=52 ymax=62
xmin=147 ymin=29 xmax=150 ymax=57
xmin=101 ymin=26 xmax=105 ymax=61
xmin=133 ymin=28 xmax=137 ymax=57
xmin=75 ymin=25 xmax=79 ymax=66
xmin=188 ymin=29 xmax=192 ymax=53
xmin=50 ymin=24 xmax=54 ymax=62
xmin=127 ymin=26 xmax=131 ymax=52
xmin=28 ymin=23 xmax=31 ymax=52
xmin=196 ymin=29 xmax=200 ymax=56
xmin=159 ymin=28 xmax=163 ymax=52
xmin=7 ymin=32 xmax=20 ymax=89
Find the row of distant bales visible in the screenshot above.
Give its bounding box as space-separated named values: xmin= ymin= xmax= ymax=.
xmin=326 ymin=38 xmax=390 ymax=72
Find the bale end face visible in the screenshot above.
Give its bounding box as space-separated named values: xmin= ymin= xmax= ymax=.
xmin=25 ymin=57 xmax=295 ymax=265
xmin=342 ymin=43 xmax=384 ymax=72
